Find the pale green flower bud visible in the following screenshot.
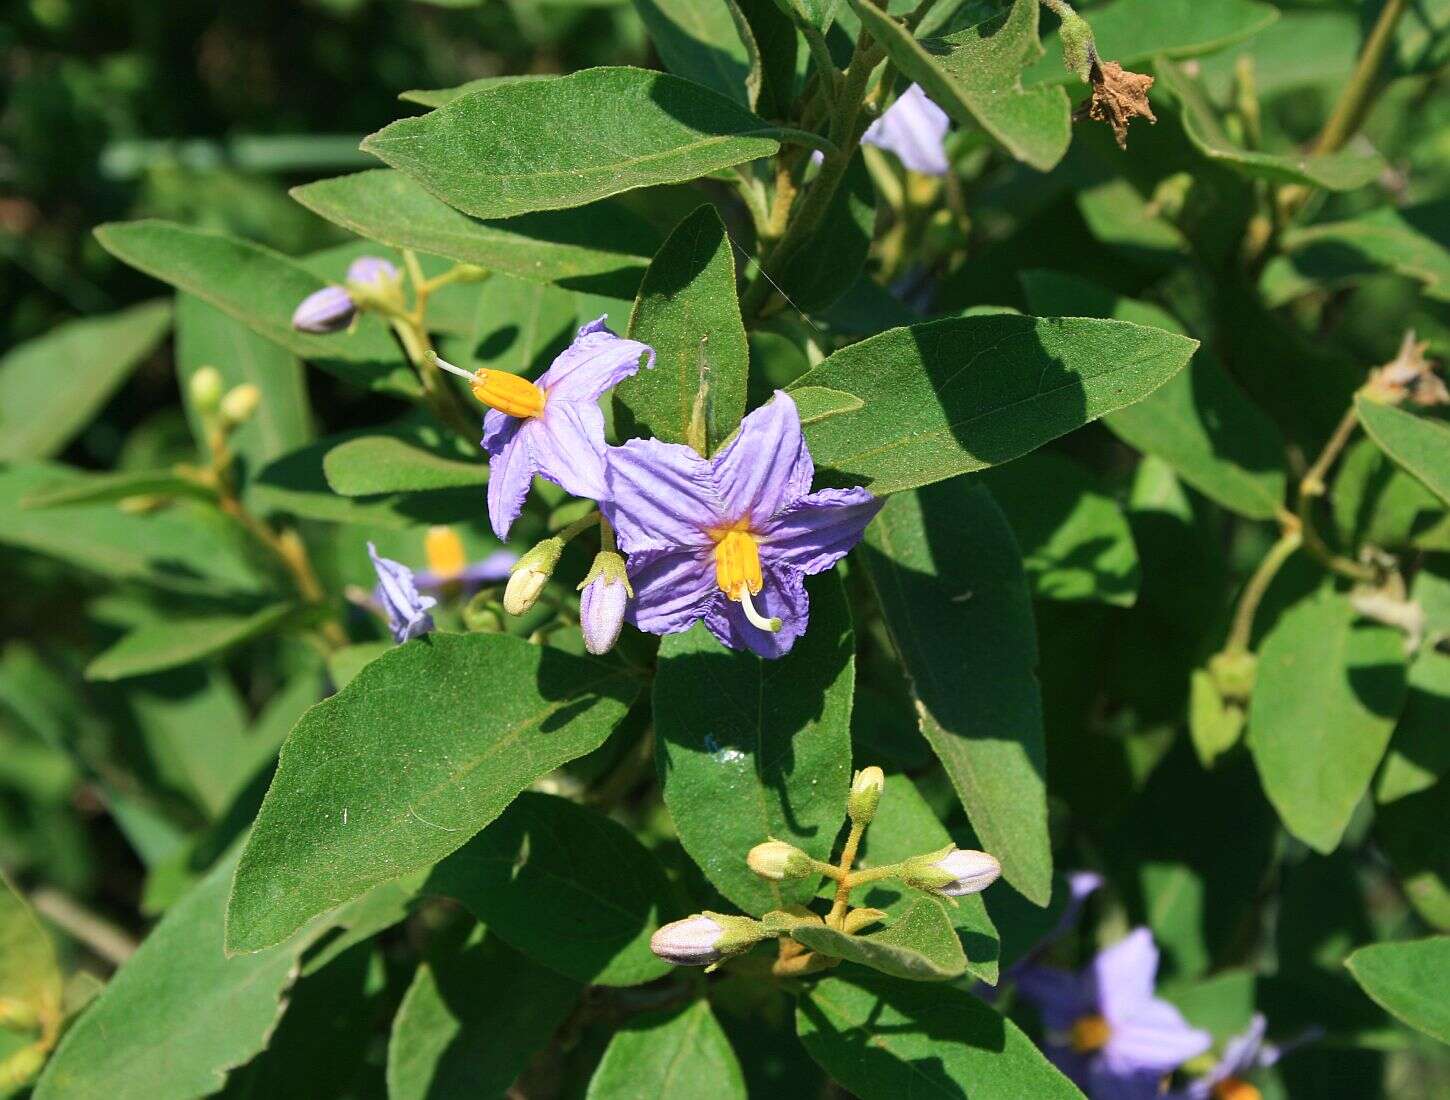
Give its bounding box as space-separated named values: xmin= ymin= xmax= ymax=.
xmin=503 ymin=537 xmax=563 ymax=616
xmin=847 ymin=766 xmax=885 ymax=826
xmin=746 ymin=840 xmax=814 ymax=882
xmin=1208 ymin=650 xmax=1257 ymax=702
xmin=219 ymin=383 xmax=261 ymax=427
xmin=649 ymin=911 xmax=768 ymax=966
xmin=189 ymin=366 xmax=224 ymax=414
xmin=902 ymin=845 xmax=1001 ymax=898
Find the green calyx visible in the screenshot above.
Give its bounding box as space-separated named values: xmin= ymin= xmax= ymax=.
xmin=577 ymin=549 xmax=634 ymax=598
xmin=512 ymin=537 xmax=565 ymax=579
xmin=1057 ymin=9 xmax=1098 ymax=82
xmin=1209 ymin=649 xmax=1258 ymax=701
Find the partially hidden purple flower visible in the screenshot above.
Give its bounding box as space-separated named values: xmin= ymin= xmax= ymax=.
xmin=292 ymin=285 xmax=356 ymax=333
xmin=600 ymin=391 xmax=883 ymax=659
xmin=1172 ymin=1014 xmax=1276 ymax=1100
xmin=1016 ymin=928 xmax=1212 ymax=1100
xmin=436 ymin=316 xmax=656 ymax=541
xmin=346 ymin=256 xmax=399 ymax=287
xmin=863 ymin=84 xmax=951 ymax=176
xmin=412 ymin=525 xmax=516 ymax=592
xmin=368 ymin=542 xmax=437 ymax=643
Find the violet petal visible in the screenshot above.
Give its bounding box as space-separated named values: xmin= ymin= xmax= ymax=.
xmin=760 ymin=486 xmax=883 ymax=575
xmin=602 ymin=437 xmax=725 ymax=553
xmin=710 ymin=392 xmax=813 ymax=526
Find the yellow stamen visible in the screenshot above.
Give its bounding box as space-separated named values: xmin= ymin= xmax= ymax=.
xmin=712 ymin=526 xmax=763 ymax=599
xmin=471 ymin=369 xmax=546 ymax=418
xmin=1214 ymin=1080 xmax=1261 ymax=1100
xmin=1070 ymin=1015 xmax=1112 ymax=1054
xmin=424 ymin=525 xmax=467 ymax=580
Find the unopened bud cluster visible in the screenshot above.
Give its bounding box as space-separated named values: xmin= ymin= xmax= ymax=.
xmin=650 ymin=763 xmax=1003 ymax=976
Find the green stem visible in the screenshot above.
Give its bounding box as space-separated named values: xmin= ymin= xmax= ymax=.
xmin=1296 ymin=406 xmax=1379 ymax=583
xmin=826 ymin=821 xmax=866 ymax=929
xmin=1225 ymin=528 xmax=1302 ymax=654
xmin=1313 ymin=0 xmax=1407 ymax=156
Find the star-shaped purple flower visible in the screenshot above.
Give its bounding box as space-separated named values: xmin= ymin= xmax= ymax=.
xmin=367 ymin=542 xmax=437 ymax=643
xmin=863 ymin=84 xmax=951 ymax=177
xmin=476 ymin=316 xmax=655 ymax=540
xmin=1170 ymin=1014 xmax=1285 ymax=1100
xmin=1015 ymin=927 xmax=1211 ymax=1100
xmin=600 ymin=391 xmax=882 ymax=659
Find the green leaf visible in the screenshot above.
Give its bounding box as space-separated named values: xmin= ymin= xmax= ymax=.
xmin=399 ymin=74 xmax=553 ymax=108
xmin=797 ymin=973 xmax=1086 ymax=1099
xmin=775 ymin=153 xmax=876 ymax=313
xmin=632 ymin=0 xmax=755 ymax=106
xmin=1189 ymin=668 xmax=1247 ymax=768
xmin=93 ymin=220 xmax=416 ymax=395
xmin=789 ymin=386 xmax=865 ymax=426
xmin=0 ymin=463 xmax=267 ymax=597
xmin=1377 ymin=649 xmax=1450 ymax=803
xmin=1021 ymin=271 xmax=1288 ymax=521
xmin=33 ymin=852 xmax=307 ymax=1100
xmin=361 ymin=68 xmax=783 ymax=221
xmin=1356 ymin=396 xmax=1450 ymax=507
xmin=654 ymin=572 xmax=854 ymax=916
xmin=86 ymin=603 xmax=298 ymax=682
xmin=0 ymin=300 xmax=172 ymax=462
xmin=322 ymin=435 xmax=489 ymax=495
xmin=437 ymin=272 xmax=579 ymax=383
xmin=1247 ymin=589 xmax=1408 ymax=853
xmin=1156 ymin=56 xmax=1383 ymax=190
xmin=175 ymin=293 xmax=312 ymax=472
xmin=1332 ymin=437 xmax=1450 ymax=553
xmin=1028 ymin=0 xmax=1279 ymax=84
xmin=982 ymin=450 xmax=1142 ymax=607
xmin=846 ymin=0 xmax=1071 ymax=172
xmin=862 ymin=483 xmax=1052 ymax=906
xmin=787 ymin=314 xmax=1197 ymax=496
xmin=1376 ymin=779 xmax=1450 ymax=932
xmin=1279 ymin=206 xmax=1450 ymax=304
xmin=793 ymin=895 xmax=968 ymax=981
xmin=425 ymin=792 xmax=675 ymax=986
xmin=291 ymin=169 xmax=657 ymax=297
xmin=0 ymin=872 xmax=62 ymax=1029
xmin=388 ymin=929 xmax=581 ymax=1100
xmin=20 ymin=469 xmax=214 ymax=509
xmin=226 ymin=633 xmax=641 ymax=953
xmin=1345 ymin=937 xmax=1450 ymax=1046
xmin=618 ymin=204 xmax=749 ymax=453
xmin=585 ymin=999 xmax=747 ymax=1100
xmin=856 ymin=774 xmax=1001 ymax=984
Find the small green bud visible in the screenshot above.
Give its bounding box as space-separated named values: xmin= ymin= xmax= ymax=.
xmin=1057 ymin=10 xmax=1097 ymax=82
xmin=746 ymin=840 xmax=815 ymax=882
xmin=504 ymin=537 xmax=564 ymax=616
xmin=219 ymin=383 xmax=261 ymax=427
xmin=189 ymin=366 xmax=224 ymax=414
xmin=453 ymin=264 xmax=491 ymax=283
xmin=1208 ymin=650 xmax=1257 ymax=701
xmin=0 ymin=1042 xmax=46 ymax=1090
xmin=847 ymin=766 xmax=885 ymax=826
xmin=0 ymin=997 xmax=39 ymax=1033
xmin=462 ymin=593 xmax=506 ymax=633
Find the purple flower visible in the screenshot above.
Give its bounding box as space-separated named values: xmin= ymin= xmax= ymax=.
xmin=346 ymin=256 xmax=399 ymax=287
xmin=863 ymin=84 xmax=951 ymax=176
xmin=1172 ymin=1014 xmax=1275 ymax=1100
xmin=367 ymin=542 xmax=437 ymax=643
xmin=438 ymin=316 xmax=655 ymax=540
xmin=1016 ymin=928 xmax=1211 ymax=1100
xmin=412 ymin=525 xmax=516 ymax=592
xmin=292 ymin=285 xmax=356 ymax=333
xmin=600 ymin=391 xmax=882 ymax=659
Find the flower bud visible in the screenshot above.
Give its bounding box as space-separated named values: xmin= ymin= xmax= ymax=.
xmin=291 ymin=285 xmax=357 ymax=333
xmin=848 ymin=766 xmax=885 ymax=825
xmin=1208 ymin=650 xmax=1257 ymax=702
xmin=577 ymin=550 xmax=632 ymax=655
xmin=503 ymin=537 xmax=563 ymax=616
xmin=649 ymin=911 xmax=767 ymax=967
xmin=189 ymin=366 xmax=224 ymax=414
xmin=0 ymin=996 xmax=39 ymax=1032
xmin=220 ymin=383 xmax=261 ymax=427
xmin=903 ymin=845 xmax=1001 ymax=898
xmin=345 ymin=256 xmax=400 ymax=287
xmin=746 ymin=840 xmax=814 ymax=882
xmin=0 ymin=1042 xmax=46 ymax=1090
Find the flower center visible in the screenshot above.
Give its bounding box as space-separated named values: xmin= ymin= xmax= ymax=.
xmin=1213 ymin=1080 xmax=1261 ymax=1100
xmin=432 ymin=355 xmax=546 ymax=418
xmin=1070 ymin=1014 xmax=1112 ymax=1054
xmin=425 ymin=525 xmax=467 ymax=580
xmin=711 ymin=525 xmax=781 ymax=634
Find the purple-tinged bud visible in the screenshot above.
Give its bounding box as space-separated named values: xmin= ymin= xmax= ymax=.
xmin=746 ymin=840 xmax=814 ymax=882
xmin=292 ymin=286 xmax=356 ymax=333
xmin=345 ymin=256 xmax=400 ymax=287
xmin=847 ymin=766 xmax=885 ymax=825
xmin=577 ymin=550 xmax=632 ymax=655
xmin=649 ymin=911 xmax=768 ymax=967
xmin=903 ymin=845 xmax=1001 ymax=898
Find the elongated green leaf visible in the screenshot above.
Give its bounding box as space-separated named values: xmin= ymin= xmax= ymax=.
xmin=0 ymin=300 xmax=172 ymax=462
xmin=1356 ymin=396 xmax=1450 ymax=507
xmin=425 ymin=792 xmax=675 ymax=986
xmin=862 ymin=483 xmax=1051 ymax=905
xmin=787 ymin=314 xmax=1197 ymax=496
xmin=94 ymin=220 xmax=415 ymax=394
xmin=21 ymin=469 xmax=213 ymax=509
xmin=1346 ymin=937 xmax=1450 ymax=1045
xmin=633 ymin=0 xmax=755 ymax=106
xmin=790 ymin=386 xmax=865 ymax=426
xmin=794 ymin=895 xmax=967 ymax=981
xmin=1247 ymin=590 xmax=1407 ymax=853
xmin=1280 ymin=206 xmax=1450 ymax=304
xmin=654 ymin=572 xmax=854 ymax=916
xmin=0 ymin=463 xmax=267 ymax=597
xmin=1332 ymin=437 xmax=1450 ymax=553
xmin=34 ymin=852 xmax=306 ymax=1100
xmin=1376 ymin=779 xmax=1450 ymax=932
xmin=848 ymin=0 xmax=1071 ymax=172
xmin=291 ymin=170 xmax=657 ymax=297
xmin=1377 ymin=650 xmax=1450 ymax=803
xmin=323 ymin=436 xmax=489 ymax=495
xmin=586 ymin=999 xmax=746 ymax=1100
xmin=86 ymin=603 xmax=297 ymax=682
xmin=388 ymin=930 xmax=581 ymax=1100
xmin=1021 ymin=271 xmax=1288 ymax=520
xmin=1157 ymin=57 xmax=1382 ymax=190
xmin=618 ymin=205 xmax=749 ymax=452
xmin=226 ymin=633 xmax=641 ymax=953
xmin=175 ymin=294 xmax=312 ymax=473
xmin=362 ymin=68 xmax=783 ymax=221
xmin=0 ymin=872 xmax=62 ymax=1030
xmin=400 ymin=74 xmax=551 ymax=108
xmin=798 ymin=973 xmax=1086 ymax=1099
xmin=982 ymin=450 xmax=1141 ymax=607
xmin=1028 ymin=0 xmax=1279 ymax=84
